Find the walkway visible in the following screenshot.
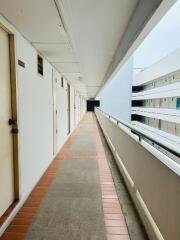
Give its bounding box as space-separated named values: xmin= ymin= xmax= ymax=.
xmin=1 ymin=113 xmax=131 ymax=240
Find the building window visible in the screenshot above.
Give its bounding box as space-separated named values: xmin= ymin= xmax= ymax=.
xmin=61 ymin=76 xmax=64 ymax=88
xmin=37 ymin=55 xmax=43 ymax=76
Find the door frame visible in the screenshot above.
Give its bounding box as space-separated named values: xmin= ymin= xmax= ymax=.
xmin=52 ymin=69 xmax=58 ymax=155
xmin=67 ymin=83 xmax=71 ymax=134
xmin=0 ymin=22 xmax=20 ymax=201
xmin=74 ymin=90 xmax=76 ymax=126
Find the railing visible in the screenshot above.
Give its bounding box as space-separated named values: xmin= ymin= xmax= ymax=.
xmin=96 ymin=108 xmax=180 ymax=176
xmin=95 ymin=107 xmax=180 ymax=240
xmin=96 ymin=107 xmax=180 ymax=159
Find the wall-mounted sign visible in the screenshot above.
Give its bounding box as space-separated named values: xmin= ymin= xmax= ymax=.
xmin=18 ymin=59 xmax=25 ymax=68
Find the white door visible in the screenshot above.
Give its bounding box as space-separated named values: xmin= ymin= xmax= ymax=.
xmin=52 ymin=70 xmax=58 ymax=155
xmin=0 ymin=27 xmax=15 ymax=217
xmin=74 ymin=91 xmax=76 ymax=126
xmin=67 ymin=84 xmax=71 ymax=134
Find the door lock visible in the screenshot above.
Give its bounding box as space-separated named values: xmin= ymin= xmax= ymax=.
xmin=8 ymin=118 xmax=16 ymax=125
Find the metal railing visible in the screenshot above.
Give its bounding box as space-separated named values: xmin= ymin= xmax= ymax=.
xmin=96 ymin=107 xmax=180 ymax=158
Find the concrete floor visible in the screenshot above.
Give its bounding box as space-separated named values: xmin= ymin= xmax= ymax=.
xmin=0 ymin=113 xmax=148 ymax=240
xmin=25 ymin=160 xmax=106 ymax=240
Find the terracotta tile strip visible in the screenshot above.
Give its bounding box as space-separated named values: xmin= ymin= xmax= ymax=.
xmin=92 ymin=114 xmax=130 ymax=240
xmin=0 ymin=202 xmax=18 ymax=226
xmin=62 ymin=155 xmax=98 ymax=160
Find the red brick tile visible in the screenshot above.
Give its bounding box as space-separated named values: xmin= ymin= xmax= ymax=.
xmin=102 ymin=199 xmax=119 ymax=203
xmin=100 ymin=178 xmax=113 ymax=181
xmin=106 ymin=226 xmax=128 ymax=235
xmin=102 ymin=192 xmax=117 ymax=197
xmin=101 ymin=182 xmax=114 ymax=186
xmin=101 ymin=186 xmax=115 ymax=189
xmin=37 ymin=182 xmax=51 ymax=187
xmin=103 ymin=202 xmax=120 ymax=208
xmin=16 ymin=212 xmax=35 ymax=219
xmin=100 ymin=174 xmax=111 ymax=177
xmin=27 ymin=195 xmax=44 ymax=202
xmin=104 ymin=214 xmax=124 ymax=220
xmin=11 ymin=218 xmax=33 ymax=225
xmin=101 ymin=182 xmax=114 ymax=185
xmin=0 ymin=202 xmax=17 ymax=225
xmin=102 ymin=189 xmax=116 ymax=193
xmin=103 ymin=207 xmax=122 ymax=214
xmin=105 ymin=219 xmax=126 ymax=227
xmin=107 ymin=235 xmax=130 ymax=240
xmin=31 ymin=188 xmax=47 ymax=194
xmin=101 ymin=190 xmax=116 ymax=194
xmin=102 ymin=195 xmax=118 ymax=199
xmin=29 ymin=192 xmax=46 ymax=198
xmin=101 ymin=188 xmax=116 ymax=192
xmin=101 ymin=184 xmax=115 ymax=187
xmin=23 ymin=201 xmax=41 ymax=208
xmin=35 ymin=186 xmax=48 ymax=190
xmin=6 ymin=225 xmax=29 ymax=233
xmin=0 ymin=232 xmax=25 ymax=240
xmin=20 ymin=207 xmax=38 ymax=214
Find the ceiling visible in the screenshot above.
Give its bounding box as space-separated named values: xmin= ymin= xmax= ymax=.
xmin=57 ymin=0 xmax=139 ymax=98
xmin=0 ymin=0 xmax=167 ymax=98
xmin=0 ymin=0 xmax=87 ymax=96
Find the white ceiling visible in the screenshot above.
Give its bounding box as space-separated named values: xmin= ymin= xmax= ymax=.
xmin=0 ymin=0 xmax=87 ymax=96
xmin=58 ymin=0 xmax=139 ymax=98
xmin=0 ymin=0 xmax=167 ymax=98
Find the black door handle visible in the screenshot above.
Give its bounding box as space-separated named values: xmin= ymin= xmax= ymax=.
xmin=8 ymin=118 xmax=16 ymax=125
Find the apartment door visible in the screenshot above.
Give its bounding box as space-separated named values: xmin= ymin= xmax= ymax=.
xmin=74 ymin=91 xmax=76 ymax=126
xmin=78 ymin=95 xmax=81 ymax=121
xmin=67 ymin=84 xmax=70 ymax=134
xmin=52 ymin=70 xmax=58 ymax=154
xmin=0 ymin=27 xmax=16 ymax=217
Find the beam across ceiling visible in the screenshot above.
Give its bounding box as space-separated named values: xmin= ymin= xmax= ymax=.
xmin=98 ymin=0 xmax=176 ymax=96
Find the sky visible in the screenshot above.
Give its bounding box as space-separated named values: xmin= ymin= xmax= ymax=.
xmin=134 ymin=0 xmax=180 ymax=72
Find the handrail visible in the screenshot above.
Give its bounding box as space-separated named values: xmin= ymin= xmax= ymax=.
xmin=96 ymin=107 xmax=180 ymax=158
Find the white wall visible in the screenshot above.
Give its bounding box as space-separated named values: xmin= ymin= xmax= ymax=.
xmin=54 ymin=71 xmax=82 ymax=150
xmin=99 ymin=58 xmax=133 ymax=122
xmin=134 ymin=48 xmax=180 ymax=86
xmin=54 ymin=71 xmax=68 ymax=150
xmin=16 ymin=34 xmax=87 ymax=198
xmin=134 ymin=0 xmax=180 ymax=71
xmin=81 ymin=97 xmax=87 ymax=117
xmin=75 ymin=91 xmax=79 ymax=125
xmin=70 ymin=85 xmax=75 ymax=130
xmin=16 ymin=33 xmax=54 ymax=198
xmin=0 ymin=14 xmax=86 ymax=235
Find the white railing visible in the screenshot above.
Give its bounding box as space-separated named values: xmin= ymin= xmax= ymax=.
xmin=96 ymin=108 xmax=180 ymax=162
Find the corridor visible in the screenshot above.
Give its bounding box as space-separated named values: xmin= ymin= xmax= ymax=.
xmin=0 ymin=1 xmax=180 ymax=240
xmin=0 ymin=113 xmax=138 ymax=240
